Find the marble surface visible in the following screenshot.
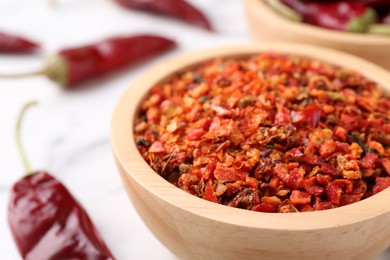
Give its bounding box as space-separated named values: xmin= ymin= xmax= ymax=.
xmin=0 ymin=0 xmax=389 ymax=259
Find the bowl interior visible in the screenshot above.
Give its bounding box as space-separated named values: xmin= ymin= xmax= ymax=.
xmin=111 ymin=43 xmax=390 ymax=231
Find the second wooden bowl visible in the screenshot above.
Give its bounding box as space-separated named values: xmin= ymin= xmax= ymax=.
xmin=111 ymin=43 xmax=390 ymax=260
xmin=245 ymin=0 xmax=390 ymax=71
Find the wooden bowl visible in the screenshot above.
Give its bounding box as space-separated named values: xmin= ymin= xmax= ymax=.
xmin=111 ymin=43 xmax=390 ymax=260
xmin=245 ymin=0 xmax=390 ymax=71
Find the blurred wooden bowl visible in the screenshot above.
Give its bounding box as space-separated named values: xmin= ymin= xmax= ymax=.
xmin=111 ymin=43 xmax=390 ymax=260
xmin=245 ymin=0 xmax=390 ymax=71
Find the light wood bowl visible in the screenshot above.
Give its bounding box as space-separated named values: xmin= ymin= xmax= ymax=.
xmin=111 ymin=43 xmax=390 ymax=260
xmin=245 ymin=0 xmax=390 ymax=71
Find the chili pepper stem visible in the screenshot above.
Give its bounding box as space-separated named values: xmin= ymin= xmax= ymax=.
xmin=0 ymin=54 xmax=67 ymax=86
xmin=347 ymin=8 xmax=377 ymax=33
xmin=15 ymin=101 xmax=37 ymax=174
xmin=0 ymin=69 xmax=46 ymax=79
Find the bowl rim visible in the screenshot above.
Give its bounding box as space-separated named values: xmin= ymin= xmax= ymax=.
xmin=111 ymin=43 xmax=390 ymax=231
xmin=245 ymin=0 xmax=390 ymax=45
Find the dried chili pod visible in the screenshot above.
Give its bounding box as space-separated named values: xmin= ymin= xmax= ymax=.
xmin=8 ymin=101 xmax=115 ymax=260
xmin=114 ymin=0 xmax=212 ymax=31
xmin=0 ymin=34 xmax=176 ymax=88
xmin=281 ymin=0 xmax=377 ymax=32
xmin=0 ymin=31 xmax=40 ymax=53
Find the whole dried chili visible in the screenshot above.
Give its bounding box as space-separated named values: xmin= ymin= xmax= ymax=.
xmin=0 ymin=34 xmax=176 ymax=88
xmin=0 ymin=31 xmax=40 ymax=53
xmin=134 ymin=52 xmax=390 ymax=213
xmin=8 ymin=101 xmax=115 ymax=259
xmin=280 ymin=0 xmax=378 ymax=32
xmin=114 ymin=0 xmax=212 ymax=31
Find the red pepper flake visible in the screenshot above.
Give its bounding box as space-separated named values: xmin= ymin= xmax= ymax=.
xmin=326 ymin=183 xmax=342 ymax=205
xmin=382 ymin=158 xmax=390 ymax=176
xmin=359 ymin=153 xmax=378 ymax=169
xmin=321 ymin=164 xmax=339 ymax=177
xmin=302 ymin=104 xmax=322 ymax=128
xmin=334 ymin=179 xmax=353 ymax=193
xmin=317 ymin=174 xmax=331 ymax=185
xmin=186 ymin=128 xmax=205 ymax=141
xmin=334 ymin=126 xmax=347 ymax=142
xmin=313 ymin=202 xmax=334 ymax=211
xmin=304 ymin=154 xmax=323 ymax=165
xmin=373 ymin=178 xmax=390 ymax=194
xmin=134 ymin=52 xmax=390 ymax=213
xmin=319 ymin=139 xmax=336 ymax=158
xmin=274 ymin=106 xmax=291 ymax=126
xmin=214 ymin=164 xmax=248 ymax=183
xmin=203 ymin=181 xmax=218 ymax=203
xmin=251 ymin=203 xmax=275 ymax=213
xmin=302 ymin=177 xmax=324 ymax=196
xmin=228 ymin=188 xmax=260 ymax=209
xmin=290 ymin=190 xmax=311 ymax=205
xmin=339 ymin=194 xmax=363 ymax=206
xmin=149 ymin=141 xmax=166 ymax=153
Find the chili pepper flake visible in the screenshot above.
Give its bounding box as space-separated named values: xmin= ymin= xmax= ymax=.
xmin=134 ymin=52 xmax=390 ymax=213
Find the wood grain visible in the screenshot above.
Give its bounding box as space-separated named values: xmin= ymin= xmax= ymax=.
xmin=111 ymin=44 xmax=390 ymax=260
xmin=245 ymin=0 xmax=390 ymax=71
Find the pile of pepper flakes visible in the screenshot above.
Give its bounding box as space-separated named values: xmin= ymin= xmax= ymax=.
xmin=134 ymin=52 xmax=390 ymax=213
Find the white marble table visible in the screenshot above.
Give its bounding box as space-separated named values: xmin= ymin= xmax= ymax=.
xmin=0 ymin=0 xmax=389 ymax=259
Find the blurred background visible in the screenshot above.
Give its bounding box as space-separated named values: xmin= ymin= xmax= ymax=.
xmin=0 ymin=0 xmax=247 ymax=259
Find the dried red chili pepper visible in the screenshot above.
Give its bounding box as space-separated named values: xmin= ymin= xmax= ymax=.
xmin=8 ymin=101 xmax=114 ymax=259
xmin=280 ymin=0 xmax=377 ymax=32
xmin=0 ymin=34 xmax=176 ymax=88
xmin=114 ymin=0 xmax=212 ymax=31
xmin=0 ymin=31 xmax=39 ymax=53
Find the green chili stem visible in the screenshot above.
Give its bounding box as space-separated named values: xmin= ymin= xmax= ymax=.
xmin=347 ymin=8 xmax=377 ymax=33
xmin=0 ymin=69 xmax=45 ymax=79
xmin=15 ymin=101 xmax=38 ymax=174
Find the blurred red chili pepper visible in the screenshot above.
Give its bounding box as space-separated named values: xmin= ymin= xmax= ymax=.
xmin=0 ymin=31 xmax=39 ymax=53
xmin=281 ymin=0 xmax=377 ymax=32
xmin=114 ymin=0 xmax=212 ymax=31
xmin=8 ymin=101 xmax=115 ymax=260
xmin=0 ymin=34 xmax=176 ymax=88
